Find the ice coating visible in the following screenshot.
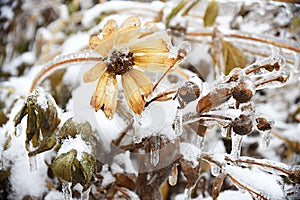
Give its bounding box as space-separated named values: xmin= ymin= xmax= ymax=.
xmin=62 ymin=182 xmax=72 ymax=200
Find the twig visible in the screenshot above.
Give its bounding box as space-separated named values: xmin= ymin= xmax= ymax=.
xmin=187 ymin=32 xmax=300 ymax=53
xmin=224 ymin=157 xmax=292 ymax=176
xmin=227 ymin=174 xmax=268 ymax=200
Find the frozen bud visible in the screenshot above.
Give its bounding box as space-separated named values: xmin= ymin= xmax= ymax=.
xmin=177 ymin=81 xmax=200 ymax=109
xmin=231 ymin=76 xmax=255 ymax=104
xmin=256 ymin=117 xmax=272 ymax=131
xmin=52 ymin=150 xmax=96 ymax=191
xmin=232 ymin=114 xmax=253 ymax=135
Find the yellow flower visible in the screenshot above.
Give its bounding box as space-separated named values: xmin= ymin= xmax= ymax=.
xmin=84 ymin=16 xmax=179 ymax=118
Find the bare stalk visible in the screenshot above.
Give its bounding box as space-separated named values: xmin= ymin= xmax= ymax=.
xmin=29 ymin=57 xmax=101 ymax=92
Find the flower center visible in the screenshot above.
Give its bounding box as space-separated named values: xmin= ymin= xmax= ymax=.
xmin=106 ymin=50 xmax=135 ymax=75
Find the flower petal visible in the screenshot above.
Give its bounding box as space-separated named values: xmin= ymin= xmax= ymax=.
xmin=89 ymin=19 xmax=117 ymax=57
xmin=119 ymin=16 xmax=141 ymax=32
xmin=128 ymin=69 xmax=153 ymax=98
xmin=122 ymin=72 xmax=145 ymax=114
xmin=83 ymin=62 xmax=106 ymax=83
xmin=103 ymin=76 xmax=118 ymax=118
xmin=102 ymin=19 xmax=118 ymax=40
xmin=116 ymin=16 xmax=142 ymax=44
xmin=134 ymin=53 xmax=176 ymax=73
xmin=89 ymin=35 xmax=114 ymax=57
xmin=130 ymin=32 xmax=170 ymax=54
xmin=90 ymin=72 xmax=118 ymax=118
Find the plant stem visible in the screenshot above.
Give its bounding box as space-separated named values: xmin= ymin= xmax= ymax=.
xmin=30 ymin=57 xmax=101 ymax=92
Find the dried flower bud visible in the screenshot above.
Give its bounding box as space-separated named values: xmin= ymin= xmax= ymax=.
xmin=256 ymin=117 xmax=271 ymax=131
xmin=231 ymin=77 xmax=255 ymax=104
xmin=177 ymin=81 xmax=200 ymax=109
xmin=232 ymin=114 xmax=253 ymax=135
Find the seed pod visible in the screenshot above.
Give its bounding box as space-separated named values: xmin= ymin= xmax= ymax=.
xmin=177 ymin=81 xmax=200 ymax=109
xmin=231 ymin=77 xmax=255 ymax=104
xmin=232 ymin=114 xmax=253 ymax=135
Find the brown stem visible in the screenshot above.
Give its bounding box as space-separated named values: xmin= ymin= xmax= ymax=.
xmin=255 ymin=75 xmax=287 ymax=88
xmin=145 ymin=90 xmax=177 ymax=107
xmin=152 ymin=65 xmax=173 ymax=92
xmin=30 ymin=57 xmax=102 ymax=92
xmin=227 ymin=174 xmax=268 ymax=200
xmin=224 ymin=157 xmax=292 ymax=176
xmin=187 ymin=32 xmax=300 ymax=53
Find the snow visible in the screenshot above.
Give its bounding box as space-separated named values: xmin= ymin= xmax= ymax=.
xmin=100 ymin=164 xmax=115 ymax=187
xmin=61 ymin=32 xmax=90 ymax=54
xmin=82 ymin=1 xmax=164 ymax=27
xmin=180 ymin=142 xmax=201 ymax=167
xmin=226 ymin=165 xmax=285 ymax=199
xmin=1 ymin=6 xmax=14 ymax=20
xmin=58 ymin=135 xmax=92 ymax=160
xmin=44 ymin=190 xmax=64 ymax=200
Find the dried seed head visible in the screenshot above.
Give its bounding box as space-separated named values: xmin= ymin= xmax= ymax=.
xmin=232 ymin=78 xmax=255 ymax=104
xmin=106 ymin=50 xmax=134 ymax=75
xmin=256 ymin=117 xmax=271 ymax=131
xmin=232 ymin=114 xmax=253 ymax=135
xmin=177 ymin=81 xmax=200 ymax=108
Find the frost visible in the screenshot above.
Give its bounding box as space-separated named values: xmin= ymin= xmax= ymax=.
xmin=180 ymin=143 xmax=201 ymax=167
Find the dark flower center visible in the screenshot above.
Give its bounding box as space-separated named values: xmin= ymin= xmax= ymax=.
xmin=106 ymin=50 xmax=135 ymax=75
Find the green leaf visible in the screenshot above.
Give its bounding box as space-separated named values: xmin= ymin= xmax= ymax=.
xmin=166 ymin=0 xmax=188 ymax=28
xmin=222 ymin=41 xmax=247 ymax=75
xmin=182 ymin=0 xmax=201 ymax=16
xmin=52 ymin=150 xmax=77 ymax=183
xmin=203 ymin=0 xmax=219 ymax=27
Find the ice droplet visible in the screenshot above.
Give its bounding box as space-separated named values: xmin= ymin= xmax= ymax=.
xmin=62 ymin=182 xmax=72 ymax=200
xmin=150 ymin=137 xmax=160 ymax=167
xmin=168 ymin=165 xmax=178 ymax=186
xmin=210 ymin=163 xmax=220 ymax=177
xmin=174 ymin=109 xmax=183 ymax=136
xmin=81 ymin=187 xmax=91 ymax=200
xmin=29 ymin=156 xmax=37 ymax=172
xmin=230 ymin=134 xmax=243 ymax=160
xmin=261 ymin=130 xmax=271 ymax=148
xmin=183 ymin=188 xmax=192 ymax=200
xmin=133 ymin=114 xmax=143 ymax=143
xmin=15 ymin=124 xmax=22 ymax=137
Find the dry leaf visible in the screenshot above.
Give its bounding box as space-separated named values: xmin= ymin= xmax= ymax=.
xmin=222 ymin=41 xmax=247 ymax=75
xmin=204 ymin=0 xmax=219 ymax=27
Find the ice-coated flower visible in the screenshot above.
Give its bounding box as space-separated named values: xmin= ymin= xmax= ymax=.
xmin=84 ymin=16 xmax=183 ymax=118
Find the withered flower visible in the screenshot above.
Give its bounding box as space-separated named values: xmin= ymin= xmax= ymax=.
xmin=84 ymin=16 xmax=181 ymax=118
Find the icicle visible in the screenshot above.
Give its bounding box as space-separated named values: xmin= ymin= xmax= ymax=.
xmin=133 ymin=114 xmax=143 ymax=143
xmin=196 ymin=136 xmax=204 ymax=149
xmin=62 ymin=182 xmax=72 ymax=200
xmin=261 ymin=130 xmax=271 ymax=148
xmin=150 ymin=137 xmax=160 ymax=167
xmin=168 ymin=165 xmax=178 ymax=186
xmin=29 ymin=156 xmax=37 ymax=172
xmin=183 ymin=188 xmax=192 ymax=200
xmin=81 ymin=187 xmax=91 ymax=200
xmin=210 ymin=163 xmax=220 ymax=177
xmin=174 ymin=109 xmax=183 ymax=136
xmin=230 ymin=134 xmax=243 ymax=160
